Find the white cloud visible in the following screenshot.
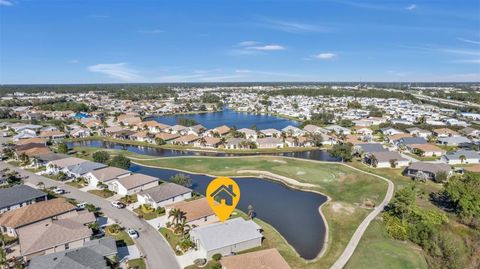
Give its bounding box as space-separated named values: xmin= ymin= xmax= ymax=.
xmin=457 ymin=37 xmax=480 ymax=45
xmin=405 ymin=4 xmax=417 ymax=10
xmin=237 ymin=41 xmax=260 ymax=47
xmin=0 ymin=0 xmax=13 ymax=6
xmin=313 ymin=53 xmax=337 ymax=60
xmin=88 ymin=63 xmax=140 ymax=81
xmin=138 ymin=29 xmax=164 ymax=34
xmin=70 ymin=59 xmax=79 ymax=64
xmin=260 ymin=18 xmax=328 ymax=33
xmin=248 ymin=45 xmax=285 ymax=51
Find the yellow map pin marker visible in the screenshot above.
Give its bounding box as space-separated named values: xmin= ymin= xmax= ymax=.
xmin=206 ymin=176 xmax=240 ymax=223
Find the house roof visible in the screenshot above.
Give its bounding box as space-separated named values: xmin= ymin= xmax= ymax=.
xmin=155 ymin=132 xmax=180 ymax=141
xmin=115 ymin=173 xmax=158 ymax=190
xmin=214 ymin=125 xmax=230 ymax=135
xmin=190 ymin=218 xmax=262 ymax=251
xmin=407 ymin=162 xmax=451 ymax=175
xmin=369 ymin=151 xmax=408 ymax=163
xmin=437 ymin=136 xmax=471 ymax=144
xmin=139 ymin=183 xmax=191 ymax=203
xmin=0 ymin=185 xmax=46 ymax=209
xmin=0 ymin=198 xmax=76 ymax=228
xmin=18 ymin=214 xmax=94 ymax=256
xmin=433 ymin=128 xmax=458 ymax=136
xmin=166 ymin=198 xmax=215 ymax=223
xmin=173 ymin=134 xmax=200 ymax=143
xmin=88 ymin=167 xmax=131 ymax=182
xmin=48 ymin=157 xmax=87 ymax=169
xmin=356 ymin=143 xmax=387 ymax=153
xmin=39 ymin=131 xmax=66 ymax=137
xmin=226 ymin=137 xmax=247 ymax=146
xmin=256 ymin=137 xmax=283 ymax=145
xmin=66 ymin=161 xmax=107 ymax=175
xmin=398 ymin=137 xmax=428 ymax=145
xmin=170 ymin=125 xmax=188 ymax=131
xmin=15 ymin=137 xmax=46 ymax=146
xmin=36 ymin=153 xmax=69 ymax=162
xmin=238 ymin=128 xmax=256 ymax=135
xmin=408 ymin=144 xmax=445 ymax=152
xmin=444 ymin=150 xmax=480 ymax=160
xmin=220 ymin=248 xmax=291 ymax=269
xmin=201 ymin=137 xmax=222 ymax=145
xmin=260 ymin=128 xmax=281 ymax=135
xmin=303 ymin=124 xmax=323 ymax=133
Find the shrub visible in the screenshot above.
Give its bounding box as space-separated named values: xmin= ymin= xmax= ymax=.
xmin=212 ymin=253 xmax=222 ymax=261
xmin=92 ymin=151 xmax=110 ymax=164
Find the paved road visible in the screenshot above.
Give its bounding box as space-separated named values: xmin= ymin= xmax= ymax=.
xmin=0 ymin=161 xmax=180 ymax=269
xmin=330 ymin=164 xmax=395 ymax=269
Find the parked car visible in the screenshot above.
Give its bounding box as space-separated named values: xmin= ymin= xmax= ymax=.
xmin=52 ymin=187 xmax=65 ymax=194
xmin=127 ymin=228 xmax=139 ymax=239
xmin=111 ymin=200 xmax=126 ymax=209
xmin=76 ymin=202 xmax=87 ymax=210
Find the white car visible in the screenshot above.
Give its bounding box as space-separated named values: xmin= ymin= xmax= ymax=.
xmin=52 ymin=187 xmax=65 ymax=194
xmin=127 ymin=228 xmax=139 ymax=239
xmin=76 ymin=202 xmax=87 ymax=210
xmin=111 ymin=200 xmax=126 ymax=209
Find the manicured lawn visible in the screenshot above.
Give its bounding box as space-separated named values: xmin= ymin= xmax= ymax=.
xmin=88 ymin=189 xmax=114 ymax=198
xmin=345 ymin=219 xmax=428 ymax=269
xmin=185 ymin=261 xmax=221 ymax=269
xmin=133 ymin=207 xmax=164 ymax=220
xmin=66 ymin=181 xmax=84 ymax=188
xmin=159 ymin=227 xmax=181 ymax=251
xmin=105 ymin=226 xmax=135 ymax=246
xmin=127 ymin=258 xmax=146 ymax=269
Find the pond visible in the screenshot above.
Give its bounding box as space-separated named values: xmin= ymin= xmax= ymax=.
xmin=147 ymin=108 xmax=299 ymax=130
xmin=130 ymin=163 xmax=328 ymax=260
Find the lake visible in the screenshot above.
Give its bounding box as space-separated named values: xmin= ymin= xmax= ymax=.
xmin=148 ymin=108 xmax=299 ymax=130
xmin=130 ymin=163 xmax=328 ymax=260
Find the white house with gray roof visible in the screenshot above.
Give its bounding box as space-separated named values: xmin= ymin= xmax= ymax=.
xmin=137 ymin=182 xmax=192 ymax=208
xmin=442 ymin=150 xmax=480 ymax=165
xmin=0 ymin=185 xmax=47 ymax=213
xmin=190 ymin=218 xmax=263 ymax=259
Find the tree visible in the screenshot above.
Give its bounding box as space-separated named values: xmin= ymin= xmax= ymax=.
xmin=0 ymin=234 xmax=6 ymax=268
xmin=247 ymin=204 xmax=255 ymax=219
xmin=57 ymin=143 xmax=69 ymax=154
xmin=389 ymin=159 xmax=398 ymax=168
xmin=177 ymin=117 xmax=198 ymax=127
xmin=459 ymin=155 xmax=466 ymax=164
xmin=443 ymin=172 xmax=480 ymax=226
xmin=109 ymin=155 xmax=130 ymax=169
xmin=328 ymin=143 xmax=353 ymax=162
xmin=414 ymin=171 xmax=428 ymax=183
xmin=2 ymin=147 xmax=14 ymax=159
xmin=168 ymin=208 xmax=186 ymax=226
xmin=170 ymin=173 xmax=192 ymax=187
xmin=37 ymin=181 xmax=45 ymax=189
xmin=92 ymin=151 xmax=110 ymax=164
xmin=18 ymin=152 xmax=30 ymax=165
xmin=347 ymin=100 xmax=362 ymax=109
xmin=434 ymin=171 xmax=448 ymax=183
xmin=155 ymin=137 xmax=166 ymax=145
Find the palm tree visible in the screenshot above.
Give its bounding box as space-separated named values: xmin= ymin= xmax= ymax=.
xmin=369 ymin=154 xmax=378 ymax=167
xmin=389 ymin=159 xmax=398 ymax=168
xmin=174 ymin=218 xmax=191 ymax=237
xmin=168 ymin=209 xmax=186 ymax=226
xmin=37 ymin=181 xmax=45 ymax=190
xmin=247 ymin=205 xmax=255 ymax=219
xmin=459 ymin=155 xmax=466 ymax=164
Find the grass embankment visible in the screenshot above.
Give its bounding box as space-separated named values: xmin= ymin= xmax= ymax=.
xmin=127 ymin=258 xmax=146 ymax=269
xmin=118 ymin=154 xmax=387 ymax=269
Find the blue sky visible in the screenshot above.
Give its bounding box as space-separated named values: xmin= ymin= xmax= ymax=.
xmin=0 ymin=0 xmax=479 ymax=83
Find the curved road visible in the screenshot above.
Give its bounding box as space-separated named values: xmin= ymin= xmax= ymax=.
xmin=0 ymin=161 xmax=180 ymax=269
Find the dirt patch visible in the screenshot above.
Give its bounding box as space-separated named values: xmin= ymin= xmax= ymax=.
xmin=337 ymin=172 xmax=357 ymax=183
xmin=296 ymin=170 xmax=306 ymax=175
xmin=330 ymin=202 xmax=355 ymax=215
xmin=270 ymin=159 xmax=287 ymax=164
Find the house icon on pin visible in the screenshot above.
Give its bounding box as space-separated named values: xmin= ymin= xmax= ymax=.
xmin=210 ymin=184 xmax=237 ymax=206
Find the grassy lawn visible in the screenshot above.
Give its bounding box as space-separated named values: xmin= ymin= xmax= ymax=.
xmin=404 ymin=152 xmax=440 ymax=161
xmin=133 ymin=206 xmax=164 ymax=220
xmin=345 ymin=219 xmax=428 ymax=269
xmin=105 ymin=226 xmax=135 ymax=246
xmin=66 ymin=181 xmax=84 ymax=188
xmin=184 ymin=261 xmax=221 ymax=269
xmin=88 ymin=189 xmax=115 ymax=198
xmin=127 ymin=258 xmax=146 ymax=269
xmin=159 ymin=227 xmax=181 ymax=251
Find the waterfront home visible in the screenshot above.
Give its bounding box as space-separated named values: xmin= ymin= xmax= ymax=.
xmin=193 ymin=137 xmax=222 ymax=148
xmin=387 ymin=133 xmax=413 ymax=144
xmin=137 ymin=120 xmax=170 ymax=133
xmin=0 ymin=185 xmax=47 ymax=213
xmin=380 ymin=127 xmax=403 ymax=136
xmin=14 ymin=143 xmax=52 ymax=160
xmin=120 ymin=116 xmax=142 ymax=126
xmin=256 ymin=137 xmax=284 ymax=149
xmin=433 ymin=128 xmax=459 ymax=137
xmin=165 ymin=198 xmax=218 ymax=227
xmin=0 ymin=198 xmax=77 ymax=237
xmin=405 ymin=162 xmax=451 ymax=181
xmin=225 ymin=138 xmax=249 ymax=149
xmin=29 ymin=237 xmax=117 ymax=269
xmin=321 ymin=134 xmax=337 ymax=145
xmin=9 ymin=123 xmax=42 ymax=133
xmin=46 ymin=157 xmax=87 ymax=174
xmin=395 ymin=137 xmax=428 ymax=147
xmin=188 ymin=124 xmax=207 ymax=136
xmin=13 ymin=129 xmax=37 ymax=141
xmin=238 ymin=128 xmax=257 ymax=140
xmin=303 ymin=124 xmax=327 ymax=134
xmin=69 ymin=127 xmax=91 ymax=138
xmin=406 ymin=144 xmax=445 ymax=157
xmin=459 ymin=127 xmax=480 ymax=138
xmin=17 ymin=211 xmax=95 ymax=261
xmin=85 ymin=166 xmax=131 ymax=188
xmin=190 ymin=218 xmax=263 ymax=259
xmin=354 ymin=143 xmax=387 ymax=156
xmin=110 ymin=173 xmax=158 ymax=195
xmin=220 ymin=248 xmax=291 ymax=269
xmin=405 ymin=127 xmax=432 ymax=138
xmin=282 ymin=125 xmax=303 ymax=137
xmin=15 ymin=137 xmax=46 ymax=146
xmin=104 ymin=126 xmax=124 ymax=135
xmin=441 ymin=150 xmax=480 ymax=164
xmin=33 ymin=153 xmax=69 ymax=168
xmin=110 ymin=129 xmax=136 ymax=140
xmin=364 ymin=151 xmax=410 ymax=168
xmin=137 ymin=182 xmax=192 ymax=208
xmin=64 ymin=161 xmax=107 ymax=178
xmin=352 ymin=126 xmax=373 ymax=136
xmin=131 ymin=131 xmax=155 ymax=143
xmin=326 ymin=125 xmax=351 ymax=135
xmin=212 ymin=125 xmax=231 ymax=136
xmin=172 ymin=134 xmax=200 ymax=145
xmin=39 ymin=130 xmax=66 ymax=140
xmin=285 ymin=136 xmax=314 ymax=147
xmin=155 ymin=132 xmax=180 ymax=143
xmin=437 ymin=136 xmax=471 ymax=146
xmin=169 ymin=125 xmax=189 ymax=135
xmin=260 ymin=128 xmax=282 ymax=137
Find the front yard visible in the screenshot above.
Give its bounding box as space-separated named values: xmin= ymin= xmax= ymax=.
xmin=105 ymin=225 xmax=134 ymax=246
xmin=127 ymin=258 xmax=146 ymax=269
xmin=88 ymin=189 xmax=115 ymax=198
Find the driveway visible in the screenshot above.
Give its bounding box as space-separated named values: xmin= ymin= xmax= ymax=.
xmin=0 ymin=161 xmax=180 ymax=269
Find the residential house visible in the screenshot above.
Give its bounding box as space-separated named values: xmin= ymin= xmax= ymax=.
xmin=0 ymin=185 xmax=47 ymax=213
xmin=364 ymin=151 xmax=410 ymax=168
xmin=380 ymin=127 xmax=403 ymax=136
xmin=155 ymin=132 xmax=180 ymax=144
xmin=354 ymin=143 xmax=387 ymax=156
xmin=137 ymin=120 xmax=170 ymax=134
xmin=0 ymin=198 xmax=77 ymax=237
xmin=256 ymin=137 xmax=284 ymax=149
xmin=172 ymin=134 xmax=200 ymax=145
xmin=442 ymin=150 xmax=480 ymax=165
xmin=259 ymin=128 xmax=282 ymax=137
xmin=165 ymin=198 xmax=218 ymax=227
xmin=131 ymin=131 xmax=155 ymax=143
xmin=13 ymin=129 xmax=37 ymax=141
xmin=17 ymin=211 xmax=95 ymax=260
xmin=212 ymin=125 xmax=230 ymax=136
xmin=170 ymin=125 xmax=189 ymax=135
xmin=194 ymin=137 xmax=222 ymax=148
xmin=39 ymin=131 xmax=66 ymax=140
xmin=70 ymin=128 xmax=91 ymax=138
xmin=433 ymin=128 xmax=459 ymax=138
xmin=225 ymin=138 xmax=249 ymax=150
xmin=303 ymin=124 xmax=326 ymax=135
xmin=29 ymin=237 xmax=118 ymax=269
xmin=85 ymin=166 xmax=131 ymax=188
xmin=64 ymin=161 xmax=107 ymax=178
xmin=110 ymin=173 xmax=158 ymax=195
xmin=281 ymin=125 xmax=304 ymax=137
xmin=34 ymin=153 xmax=69 ymax=168
xmin=405 ymin=162 xmax=451 ymax=181
xmin=326 ymin=125 xmax=351 ymax=135
xmin=352 ymin=126 xmax=373 ymax=136
xmin=285 ymin=136 xmax=314 ymax=147
xmin=110 ymin=129 xmax=136 ymax=140
xmin=406 ymin=144 xmax=445 ymax=157
xmin=190 ymin=218 xmax=263 ymax=259
xmin=396 ymin=137 xmax=428 ymax=147
xmin=437 ymin=136 xmax=471 ymax=146
xmin=46 ymin=157 xmax=87 ymax=175
xmin=237 ymin=128 xmax=257 ymax=140
xmin=188 ymin=124 xmax=207 ymax=136
xmin=137 ymin=183 xmax=192 ymax=208
xmin=220 ymin=248 xmax=291 ymax=269
xmin=460 ymin=127 xmax=480 ymax=138
xmin=405 ymin=127 xmax=432 ymax=138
